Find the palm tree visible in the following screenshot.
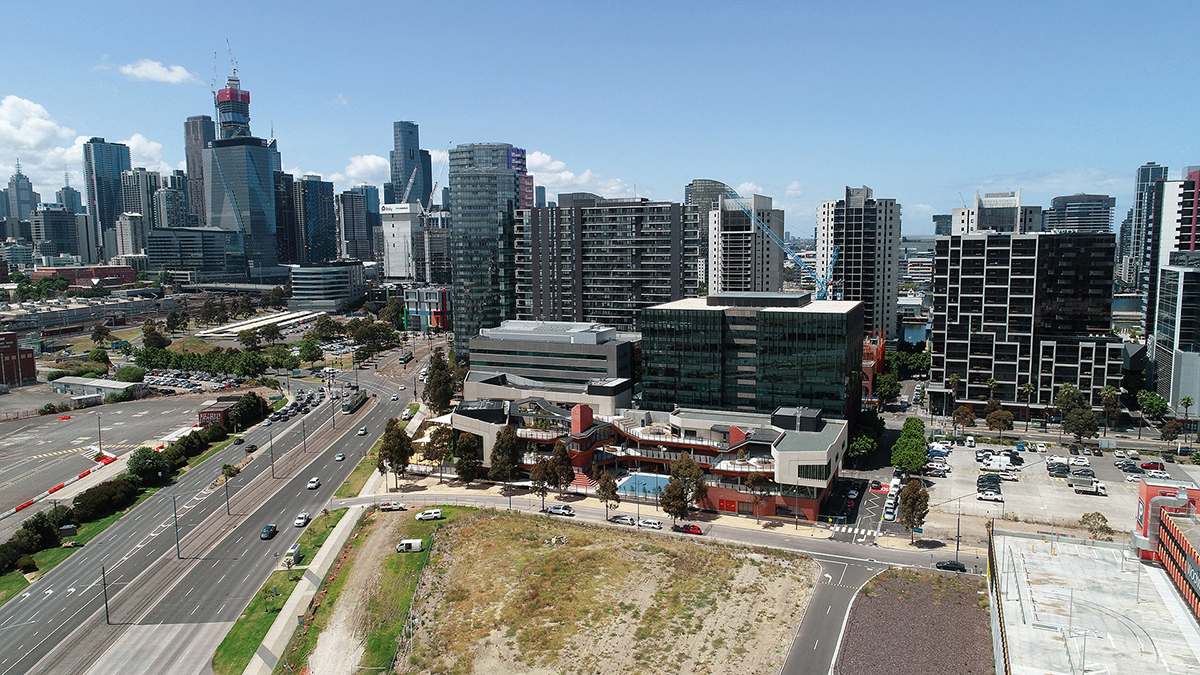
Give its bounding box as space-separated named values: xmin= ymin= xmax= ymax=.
xmin=986 ymin=377 xmax=998 ymax=399
xmin=1020 ymin=382 xmax=1037 ymax=432
xmin=947 ymin=373 xmax=961 ymax=414
xmin=1182 ymin=396 xmax=1195 ymax=445
xmin=1100 ymin=385 xmax=1120 ymax=437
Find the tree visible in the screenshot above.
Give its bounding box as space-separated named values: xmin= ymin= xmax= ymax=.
xmin=91 ymin=324 xmax=111 ymax=346
xmin=1161 ymin=420 xmax=1183 ymax=443
xmin=985 ymin=377 xmax=998 ymax=398
xmin=488 ymin=425 xmax=520 ymax=486
xmin=745 ymin=472 xmax=771 ymax=523
xmin=425 ymin=348 xmax=453 ymax=413
xmin=1063 ymin=408 xmax=1099 ymax=443
xmin=298 ymin=340 xmax=323 ymax=368
xmin=1101 ymin=385 xmax=1121 ymax=437
xmin=88 ymin=348 xmax=111 ymax=366
xmin=875 ymin=373 xmax=901 ymax=403
xmin=848 ymin=433 xmax=877 ymax=464
xmin=954 ymin=405 xmax=975 ymax=430
xmin=890 ymin=434 xmax=927 ymax=476
xmin=594 ymin=467 xmax=620 ymax=519
xmin=986 ymin=410 xmax=1014 ymax=440
xmin=530 ymin=458 xmax=553 ymax=513
xmin=143 ymin=330 xmax=171 ymax=350
xmin=1138 ymin=390 xmax=1169 ymax=420
xmin=1181 ymin=396 xmax=1195 ymax=444
xmin=311 ymin=315 xmax=342 ymax=341
xmin=114 ymin=366 xmax=145 ymax=382
xmin=198 ymin=299 xmax=217 ymax=326
xmin=550 ymin=441 xmax=574 ymax=495
xmin=378 ymin=419 xmax=413 ymax=489
xmin=1020 ymin=382 xmax=1037 ymax=431
xmin=669 ymin=451 xmax=709 ymax=509
xmin=380 ymin=297 xmax=404 ymax=330
xmin=1054 ymin=383 xmax=1087 ymax=419
xmin=659 ymin=476 xmax=689 ymax=524
xmin=946 ymin=373 xmax=962 ymax=401
xmin=126 ymin=446 xmax=171 ymax=485
xmin=237 ymin=328 xmax=261 ymax=351
xmin=424 ymin=425 xmax=455 ymax=483
xmin=454 ymin=433 xmax=481 ymax=484
xmin=258 ymin=323 xmax=282 ymax=345
xmin=897 ymin=479 xmax=929 ymax=542
xmin=1079 ymin=512 xmax=1114 ymax=541
xmin=165 ymin=310 xmax=188 ymax=334
xmin=983 ymin=399 xmax=1003 ymax=417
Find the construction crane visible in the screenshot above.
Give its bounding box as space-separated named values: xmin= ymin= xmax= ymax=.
xmin=399 ymin=165 xmax=419 ymax=204
xmin=723 ymin=188 xmax=840 ymax=300
xmin=422 ymin=142 xmax=452 ymax=214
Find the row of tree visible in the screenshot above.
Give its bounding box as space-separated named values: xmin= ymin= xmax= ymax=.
xmin=133 ymin=346 xmax=269 ymax=378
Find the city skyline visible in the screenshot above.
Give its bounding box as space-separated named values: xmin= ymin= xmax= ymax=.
xmin=1 ymin=2 xmax=1197 ymax=233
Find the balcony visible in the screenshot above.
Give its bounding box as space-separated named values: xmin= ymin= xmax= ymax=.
xmin=516 ymin=427 xmax=565 ymax=441
xmin=595 ymin=415 xmax=728 ymax=450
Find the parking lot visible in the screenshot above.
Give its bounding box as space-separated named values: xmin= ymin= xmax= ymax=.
xmin=144 ymin=370 xmax=248 ymax=393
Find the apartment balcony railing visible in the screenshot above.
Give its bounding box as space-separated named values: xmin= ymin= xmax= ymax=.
xmin=594 ymin=415 xmax=728 ymax=450
xmin=516 ymin=427 xmax=564 ymax=441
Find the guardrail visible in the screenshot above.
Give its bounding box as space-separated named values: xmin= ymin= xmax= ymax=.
xmin=988 ymin=524 xmax=1013 ymax=675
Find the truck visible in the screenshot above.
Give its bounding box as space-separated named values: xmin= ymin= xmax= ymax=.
xmin=1069 ymin=476 xmax=1107 ymax=495
xmin=981 ymin=456 xmax=1012 ymax=472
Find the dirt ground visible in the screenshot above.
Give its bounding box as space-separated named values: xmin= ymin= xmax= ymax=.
xmin=402 ymin=512 xmax=818 ymax=675
xmin=837 ymin=568 xmax=993 ymax=675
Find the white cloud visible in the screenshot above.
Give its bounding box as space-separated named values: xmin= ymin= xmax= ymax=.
xmin=427 ymin=148 xmax=449 ymax=166
xmin=0 ymin=95 xmax=88 ymax=193
xmin=118 ymin=133 xmax=173 ymax=174
xmin=328 ymin=154 xmax=389 ymax=191
xmin=527 ymin=151 xmax=634 ymax=198
xmin=332 ymin=93 xmax=348 ymax=106
xmin=118 ymin=59 xmax=197 ymax=84
xmin=735 ymin=182 xmax=763 ymax=196
xmin=785 ymin=181 xmax=804 ymax=198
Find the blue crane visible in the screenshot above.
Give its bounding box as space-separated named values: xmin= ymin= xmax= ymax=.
xmin=722 ymin=188 xmax=840 ymax=300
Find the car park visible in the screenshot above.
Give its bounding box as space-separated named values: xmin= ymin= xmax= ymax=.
xmin=294 ymin=512 xmax=310 ymax=527
xmin=307 ymin=477 xmax=321 ymax=489
xmin=611 ymin=515 xmax=636 ymax=526
xmin=335 ymin=453 xmax=345 ymax=461
xmin=260 ymin=524 xmax=278 ymax=540
xmin=936 ymin=560 xmax=967 ymax=573
xmin=415 ymin=509 xmax=442 ymax=521
xmin=547 ymin=504 xmax=575 ymax=516
xmin=1036 ymin=443 xmax=1048 ymax=453
xmin=673 ymin=524 xmax=703 ymax=535
xmin=1068 ymin=456 xmax=1091 ymax=466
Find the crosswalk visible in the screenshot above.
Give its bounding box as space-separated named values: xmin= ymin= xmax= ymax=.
xmin=830 ymin=525 xmax=878 ymax=538
xmin=27 ymin=443 xmax=138 ymax=461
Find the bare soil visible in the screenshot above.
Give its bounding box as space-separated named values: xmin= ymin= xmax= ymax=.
xmin=837 ymin=568 xmax=993 ymax=675
xmin=402 ymin=511 xmax=818 ymax=675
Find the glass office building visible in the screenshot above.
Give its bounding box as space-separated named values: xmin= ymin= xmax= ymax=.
xmin=642 ymin=293 xmax=864 ymax=420
xmin=203 ymin=136 xmax=281 ymax=280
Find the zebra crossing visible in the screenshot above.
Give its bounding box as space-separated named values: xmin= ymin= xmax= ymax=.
xmin=830 ymin=524 xmax=879 ymax=540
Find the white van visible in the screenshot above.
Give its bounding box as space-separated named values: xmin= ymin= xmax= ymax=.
xmin=965 ymin=436 xmax=976 ymax=448
xmin=981 ymin=456 xmax=1011 ymax=472
xmin=396 ymin=539 xmax=424 ymax=553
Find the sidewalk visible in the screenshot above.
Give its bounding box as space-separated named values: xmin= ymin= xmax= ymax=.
xmin=242 ymin=460 xmax=386 ymax=675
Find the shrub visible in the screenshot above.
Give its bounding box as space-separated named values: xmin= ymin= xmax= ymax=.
xmin=39 ymin=403 xmax=59 ymax=415
xmin=203 ymin=424 xmax=229 ymax=443
xmin=114 ymin=366 xmax=146 ymax=382
xmin=72 ymin=478 xmax=138 ymax=523
xmin=15 ymin=555 xmax=37 ymax=574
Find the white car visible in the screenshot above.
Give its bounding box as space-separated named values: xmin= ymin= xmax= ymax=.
xmin=334 ymin=453 xmax=346 ymax=461
xmin=1068 ymin=456 xmax=1091 ymax=467
xmin=399 ymin=385 xmax=406 ymax=390
xmin=638 ymin=519 xmax=663 ymax=530
xmin=1036 ymin=443 xmax=1048 ymax=453
xmin=1147 ymin=469 xmax=1172 ymax=480
xmin=611 ymin=515 xmax=636 ymax=526
xmin=1115 ymin=450 xmax=1127 ymax=459
xmin=547 ymin=504 xmax=575 ymax=516
xmin=1047 ymin=455 xmax=1069 ymax=465
xmin=390 ymin=394 xmax=398 ymax=401
xmin=293 ymin=512 xmax=310 ymax=527
xmin=306 ymin=477 xmax=321 ymax=489
xmin=262 ymin=419 xmax=271 ymax=427
xmin=357 ymin=426 xmax=367 ymax=436
xmin=415 ymin=509 xmax=442 ymax=521
xmin=978 ymin=491 xmax=1004 ymax=502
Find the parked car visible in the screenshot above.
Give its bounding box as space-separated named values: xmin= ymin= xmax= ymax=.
xmin=547 ymin=504 xmax=576 ymax=516
xmin=1068 ymin=456 xmax=1091 ymax=466
xmin=294 ymin=512 xmax=310 ymax=527
xmin=260 ymin=524 xmax=278 ymax=540
xmin=638 ymin=519 xmax=663 ymax=530
xmin=978 ymin=491 xmax=1004 ymax=502
xmin=1071 ymin=468 xmax=1096 ymax=478
xmin=1091 ymin=447 xmax=1103 ymax=457
xmin=1036 ymin=443 xmax=1048 ymax=453
xmin=415 ymin=509 xmax=442 ymax=521
xmin=936 ymin=560 xmax=967 ymax=573
xmin=673 ymin=524 xmax=703 ymax=535
xmin=306 ymin=477 xmax=321 ymax=489
xmin=1123 ymin=466 xmax=1146 ymax=475
xmin=1147 ymin=469 xmax=1172 ymax=480
xmin=870 ymin=480 xmax=882 ymax=490
xmin=1115 ymin=450 xmax=1127 ymax=459
xmin=611 ymin=515 xmax=636 ymax=526
xmin=1142 ymin=461 xmax=1166 ymax=471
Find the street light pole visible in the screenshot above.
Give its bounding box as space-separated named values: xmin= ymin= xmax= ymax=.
xmin=224 ymin=476 xmax=231 ymax=515
xmin=172 ymin=495 xmax=181 ymax=559
xmin=302 ymin=418 xmax=308 ymax=454
xmin=269 ymin=429 xmax=274 ymax=479
xmin=97 ymin=414 xmax=102 ymax=457
xmin=955 ymin=497 xmax=962 ymax=562
xmin=101 ymin=565 xmax=111 ymax=624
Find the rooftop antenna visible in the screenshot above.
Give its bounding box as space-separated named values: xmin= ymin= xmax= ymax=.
xmin=13 ymin=158 xmax=20 ymax=174
xmin=64 ymin=170 xmax=70 ymax=188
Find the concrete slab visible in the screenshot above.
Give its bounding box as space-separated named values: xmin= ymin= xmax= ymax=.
xmin=85 ymin=621 xmax=235 ymax=675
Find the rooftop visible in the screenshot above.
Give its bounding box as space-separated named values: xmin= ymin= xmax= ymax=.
xmin=476 ymin=319 xmax=621 ymax=345
xmin=51 ymin=377 xmax=143 ymax=389
xmin=651 ymin=296 xmax=860 ymax=314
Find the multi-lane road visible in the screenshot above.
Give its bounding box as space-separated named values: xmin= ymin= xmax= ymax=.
xmin=0 ymin=342 xmax=439 ymax=675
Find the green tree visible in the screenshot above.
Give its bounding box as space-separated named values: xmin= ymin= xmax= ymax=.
xmin=659 ymin=475 xmax=689 ymax=524
xmin=114 ymin=366 xmax=145 ymax=382
xmin=1101 ymin=385 xmax=1121 ymax=436
xmin=954 ymin=405 xmax=975 ymax=431
xmin=454 ymin=433 xmax=482 ymax=484
xmin=424 ymin=425 xmax=455 ymax=483
xmin=425 ymin=348 xmax=453 ymax=413
xmin=1063 ymin=408 xmax=1099 ymax=443
xmin=310 ymin=315 xmax=342 ymax=341
xmin=126 ymin=446 xmax=171 ymax=485
xmin=901 ymin=415 xmax=926 ymax=438
xmin=530 ymin=457 xmax=553 ymax=513
xmin=848 ymin=433 xmax=877 ymax=464
xmin=488 ymin=425 xmax=520 ymax=486
xmin=88 ymin=348 xmax=111 ymax=366
xmin=1054 ymin=383 xmax=1087 ymax=419
xmin=1079 ymin=511 xmax=1114 ymax=541
xmin=986 ymin=410 xmax=1014 ymax=440
xmin=1020 ymin=382 xmax=1037 ymax=431
xmin=594 ymin=467 xmax=621 ymax=519
xmin=143 ymin=330 xmax=171 ymax=350
xmin=1181 ymin=396 xmax=1195 ymax=444
xmin=875 ymin=373 xmax=901 ymax=403
xmin=946 ymin=373 xmax=962 ymax=400
xmin=258 ymin=323 xmax=282 ymax=345
xmin=379 ymin=297 xmax=404 ymax=330
xmin=897 ymin=479 xmax=929 ymax=542
xmin=1161 ymin=420 xmax=1183 ymax=444
xmin=237 ymin=328 xmax=261 ymax=351
xmin=745 ymin=472 xmax=771 ymax=523
xmin=298 ymin=340 xmax=323 ymax=368
xmin=1138 ymin=390 xmax=1169 ymax=420
xmin=669 ymin=451 xmax=709 ymax=509
xmin=890 ymin=435 xmax=927 ymax=476
xmin=90 ymin=324 xmax=111 ymax=346
xmin=378 ymin=418 xmax=413 ymax=490
xmin=550 ymin=441 xmax=574 ymax=496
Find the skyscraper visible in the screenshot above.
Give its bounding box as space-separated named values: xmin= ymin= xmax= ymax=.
xmin=154 ymin=182 xmax=189 ymax=228
xmin=1144 ymin=170 xmax=1200 ymax=335
xmin=294 ymin=174 xmax=337 ymax=263
xmin=709 ymin=193 xmax=784 ymax=295
xmin=115 ymin=212 xmax=148 ymax=256
xmin=1153 ymin=251 xmax=1200 ymax=415
xmin=216 ymin=76 xmax=251 ymax=139
xmin=448 ymin=142 xmax=523 ymax=358
xmin=818 ymin=186 xmax=900 ymax=339
xmin=56 ymin=174 xmax=83 ymax=215
xmin=82 ymin=137 xmax=132 ymax=235
xmin=204 ymin=137 xmax=279 ymax=278
xmin=380 ymin=203 xmax=420 ymax=279
xmin=30 ymin=204 xmax=79 ymax=256
xmin=1042 ymin=194 xmax=1116 ymax=233
xmin=7 ymin=161 xmax=39 ymax=222
xmin=535 ymin=185 xmax=546 ymax=208
xmin=685 ymin=178 xmax=730 ymax=255
xmin=932 ymin=214 xmax=952 ymax=236
xmin=121 ymin=168 xmax=160 ymax=228
xmin=420 ymin=149 xmax=433 ymax=207
xmin=390 ymin=122 xmax=423 ymax=205
xmin=1132 ymin=162 xmax=1170 ymax=290
xmin=346 ymin=184 xmax=379 ymax=259
xmin=274 ymin=172 xmax=297 ymax=264
xmin=951 ymin=190 xmax=1042 ymax=234
xmin=184 ymin=115 xmax=215 ymax=225
xmin=336 ymin=190 xmax=371 ymax=260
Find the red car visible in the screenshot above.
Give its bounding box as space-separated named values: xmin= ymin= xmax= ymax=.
xmin=1142 ymin=461 xmax=1166 ymax=471
xmin=673 ymin=524 xmax=703 ymax=535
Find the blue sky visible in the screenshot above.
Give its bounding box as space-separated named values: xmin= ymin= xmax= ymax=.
xmin=1 ymin=1 xmax=1196 ymax=234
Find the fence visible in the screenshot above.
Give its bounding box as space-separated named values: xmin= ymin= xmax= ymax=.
xmin=987 ymin=525 xmax=1013 ymax=675
xmin=390 ymin=521 xmax=438 ymax=672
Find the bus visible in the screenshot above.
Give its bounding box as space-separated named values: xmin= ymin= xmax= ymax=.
xmin=341 ymin=390 xmax=369 ymax=415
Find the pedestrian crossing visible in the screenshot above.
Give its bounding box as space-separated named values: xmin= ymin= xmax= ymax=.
xmin=830 ymin=525 xmax=878 ymax=537
xmin=27 ymin=443 xmax=138 ymax=461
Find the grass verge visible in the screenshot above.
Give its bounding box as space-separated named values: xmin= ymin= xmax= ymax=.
xmin=0 ymin=570 xmax=29 ymax=606
xmin=187 ymin=438 xmax=235 ymax=469
xmin=271 ymin=398 xmax=287 ymax=411
xmin=210 ymin=570 xmax=302 ymax=675
xmin=335 ymin=440 xmax=380 ymax=498
xmin=293 ymin=508 xmax=348 ymax=565
xmin=166 ymin=336 xmax=220 ymax=354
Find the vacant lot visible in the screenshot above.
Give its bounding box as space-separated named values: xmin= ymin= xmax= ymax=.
xmin=837 ymin=568 xmax=993 ymax=675
xmin=400 ymin=511 xmax=817 ymax=675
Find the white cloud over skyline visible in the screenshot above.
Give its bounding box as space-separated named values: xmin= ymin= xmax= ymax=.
xmin=528 ymin=150 xmax=634 ymax=199
xmin=118 ymin=59 xmax=197 ymax=84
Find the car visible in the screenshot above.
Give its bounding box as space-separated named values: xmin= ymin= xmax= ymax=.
xmin=1016 ymin=443 xmax=1026 ymax=452
xmin=233 ymin=437 xmax=244 ymax=445
xmin=262 ymin=419 xmax=272 ymax=427
xmin=884 ymin=507 xmax=897 ymax=522
xmin=936 ymin=560 xmax=968 ymax=573
xmin=246 ymin=444 xmax=258 ymax=452
xmin=1049 ymin=468 xmax=1070 ymax=478
xmin=1142 ymin=461 xmax=1166 ymax=471
xmin=1068 ymin=456 xmax=1091 ymax=466
xmin=415 ymin=508 xmax=442 ymax=521
xmin=1068 ymin=445 xmax=1080 ymax=455
xmin=1180 ymin=446 xmax=1197 ymax=457
xmin=847 ymin=489 xmax=860 ymax=500
xmin=260 ymin=524 xmax=278 ymax=540
xmin=1047 ymin=455 xmax=1069 ymax=465
xmin=335 ymin=453 xmax=345 ymax=461
xmin=923 ymin=467 xmax=947 ymax=477
xmin=547 ymin=504 xmax=575 ymax=516
xmin=1124 ymin=466 xmax=1146 ymax=474
xmin=1115 ymin=450 xmax=1127 ymax=459
xmin=1115 ymin=459 xmax=1135 ymax=468
xmin=306 ymin=477 xmax=321 ymax=489
xmin=845 ymin=499 xmax=856 ymax=510
xmin=638 ymin=519 xmax=663 ymax=529
xmin=1071 ymin=468 xmax=1096 ymax=478
xmin=398 ymin=385 xmax=406 ymax=390
xmin=870 ymin=480 xmax=882 ymax=491
xmin=978 ymin=491 xmax=1004 ymax=502
xmin=673 ymin=524 xmax=703 ymax=535
xmin=390 ymin=394 xmax=398 ymax=401
xmin=1036 ymin=443 xmax=1048 ymax=453
xmin=611 ymin=515 xmax=636 ymax=526
xmin=294 ymin=512 xmax=310 ymax=527
xmin=357 ymin=426 xmax=367 ymax=436
xmin=1091 ymin=447 xmax=1103 ymax=457
xmin=1147 ymin=469 xmax=1172 ymax=480
xmin=401 ymin=410 xmax=413 ymax=421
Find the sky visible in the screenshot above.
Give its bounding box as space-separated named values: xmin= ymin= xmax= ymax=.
xmin=1 ymin=1 xmax=1197 ymax=235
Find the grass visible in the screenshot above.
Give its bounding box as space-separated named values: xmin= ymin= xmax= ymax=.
xmin=166 ymin=336 xmax=220 ymax=354
xmin=211 ymin=570 xmax=302 ymax=675
xmin=0 ymin=570 xmax=29 ymax=606
xmin=186 ymin=438 xmax=236 ymax=469
xmin=271 ymin=398 xmax=287 ymax=411
xmin=335 ymin=440 xmax=380 ymax=498
xmin=293 ymin=508 xmax=348 ymax=565
xmin=45 ymin=327 xmax=142 ymax=359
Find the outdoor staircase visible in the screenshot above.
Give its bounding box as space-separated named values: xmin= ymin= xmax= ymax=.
xmin=571 ymin=471 xmax=598 ymax=492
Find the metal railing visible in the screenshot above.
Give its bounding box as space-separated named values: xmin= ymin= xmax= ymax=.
xmin=988 ymin=525 xmax=1013 ymax=675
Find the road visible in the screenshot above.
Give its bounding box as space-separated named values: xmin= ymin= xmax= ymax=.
xmin=0 ymin=355 xmax=424 ymax=675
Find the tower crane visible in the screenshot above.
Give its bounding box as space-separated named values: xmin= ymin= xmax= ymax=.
xmin=722 ymin=187 xmax=841 ymax=300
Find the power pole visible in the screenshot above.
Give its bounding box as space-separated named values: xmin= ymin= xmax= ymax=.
xmin=172 ymin=495 xmax=181 ymax=559
xmin=101 ymin=565 xmax=111 ymax=624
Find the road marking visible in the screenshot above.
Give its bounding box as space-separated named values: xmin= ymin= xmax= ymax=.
xmin=185 ymin=587 xmax=193 ymax=597
xmin=813 ymin=640 xmax=819 ymax=650
xmin=826 ymin=605 xmax=831 ymax=614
